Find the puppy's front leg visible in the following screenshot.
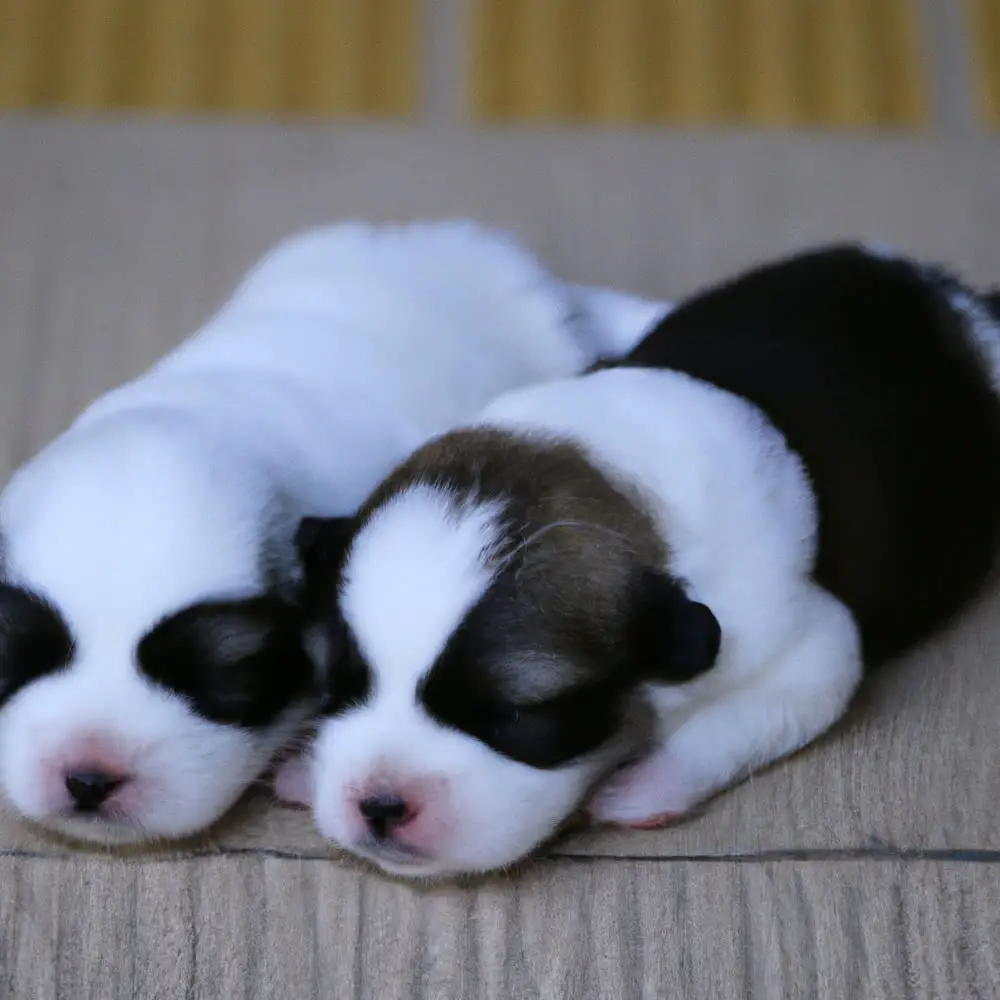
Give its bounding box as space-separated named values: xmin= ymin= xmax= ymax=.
xmin=588 ymin=586 xmax=863 ymax=828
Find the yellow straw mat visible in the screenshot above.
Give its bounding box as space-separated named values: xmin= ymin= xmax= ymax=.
xmin=468 ymin=0 xmax=930 ymax=127
xmin=0 ymin=0 xmax=420 ymax=118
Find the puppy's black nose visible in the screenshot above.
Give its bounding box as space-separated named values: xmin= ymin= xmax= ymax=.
xmin=359 ymin=793 xmax=409 ymax=838
xmin=65 ymin=771 xmax=124 ymax=813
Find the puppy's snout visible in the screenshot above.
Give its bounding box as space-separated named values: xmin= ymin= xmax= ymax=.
xmin=358 ymin=793 xmax=413 ymax=839
xmin=64 ymin=770 xmax=127 ymax=813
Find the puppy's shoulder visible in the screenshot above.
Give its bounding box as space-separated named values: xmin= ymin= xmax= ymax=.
xmin=478 ymin=365 xmax=789 ymax=473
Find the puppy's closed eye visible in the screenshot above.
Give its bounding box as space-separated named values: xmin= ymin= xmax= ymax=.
xmin=485 ymin=700 xmax=586 ymax=769
xmin=137 ymin=596 xmax=314 ymax=728
xmin=424 ymin=680 xmax=627 ymax=770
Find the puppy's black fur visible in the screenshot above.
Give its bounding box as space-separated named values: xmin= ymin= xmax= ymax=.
xmin=0 ymin=583 xmax=75 ymax=710
xmin=418 ymin=563 xmax=719 ymax=770
xmin=137 ymin=596 xmax=315 ymax=728
xmin=611 ymin=244 xmax=1000 ymax=664
xmin=295 ymin=517 xmax=372 ymax=718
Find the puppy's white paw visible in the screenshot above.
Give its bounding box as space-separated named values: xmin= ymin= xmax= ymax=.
xmin=273 ymin=753 xmax=314 ymax=808
xmin=586 ymin=749 xmax=701 ymax=829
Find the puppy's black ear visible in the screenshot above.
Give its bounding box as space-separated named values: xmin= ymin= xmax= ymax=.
xmin=295 ymin=516 xmax=355 ymax=579
xmin=626 ymin=569 xmax=721 ymax=683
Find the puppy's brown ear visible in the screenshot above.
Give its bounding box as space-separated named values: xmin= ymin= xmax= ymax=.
xmin=626 ymin=569 xmax=721 ymax=683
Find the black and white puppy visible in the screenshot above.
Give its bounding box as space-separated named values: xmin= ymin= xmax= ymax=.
xmin=0 ymin=220 xmax=666 ymax=845
xmin=285 ymin=245 xmax=1000 ymax=877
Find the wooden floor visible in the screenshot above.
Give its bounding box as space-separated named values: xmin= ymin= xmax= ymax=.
xmin=0 ymin=0 xmax=997 ymax=127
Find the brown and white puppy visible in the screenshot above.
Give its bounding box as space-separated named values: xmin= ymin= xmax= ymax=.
xmin=283 ymin=429 xmax=721 ymax=875
xmin=284 ymin=244 xmax=1000 ymax=878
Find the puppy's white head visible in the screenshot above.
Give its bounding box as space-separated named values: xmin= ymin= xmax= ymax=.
xmin=0 ymin=415 xmax=315 ymax=844
xmin=293 ymin=429 xmax=720 ymax=877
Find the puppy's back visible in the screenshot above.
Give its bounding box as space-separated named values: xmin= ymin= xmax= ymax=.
xmin=615 ymin=245 xmax=1000 ymax=664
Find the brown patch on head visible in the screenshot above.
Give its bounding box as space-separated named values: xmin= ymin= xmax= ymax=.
xmin=302 ymin=424 xmax=721 ymax=772
xmin=361 ymin=427 xmax=665 ymax=698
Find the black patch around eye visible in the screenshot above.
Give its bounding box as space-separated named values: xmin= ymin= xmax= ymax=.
xmin=137 ymin=595 xmax=314 ymax=729
xmin=0 ymin=583 xmax=75 ymax=709
xmin=417 ymin=573 xmax=632 ymax=770
xmin=485 ymin=683 xmax=625 ymax=769
xmin=309 ymin=620 xmax=373 ymax=717
xmin=420 ymin=663 xmax=624 ymax=771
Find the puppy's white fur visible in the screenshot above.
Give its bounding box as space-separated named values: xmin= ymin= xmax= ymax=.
xmin=0 ymin=220 xmax=668 ymax=844
xmin=298 ymin=487 xmax=602 ymax=875
xmin=487 ymin=369 xmax=862 ymax=826
xmin=300 ymin=366 xmax=862 ymax=875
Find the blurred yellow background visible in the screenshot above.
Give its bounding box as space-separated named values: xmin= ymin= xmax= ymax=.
xmin=0 ymin=0 xmax=997 ymax=127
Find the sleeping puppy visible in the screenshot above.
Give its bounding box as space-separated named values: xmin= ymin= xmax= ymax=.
xmin=286 ymin=244 xmax=1000 ymax=877
xmin=0 ymin=220 xmax=666 ymax=845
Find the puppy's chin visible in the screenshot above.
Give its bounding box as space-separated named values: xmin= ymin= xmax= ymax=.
xmin=5 ymin=774 xmax=249 ymax=848
xmin=302 ymin=692 xmax=655 ymax=879
xmin=354 ymin=840 xmax=442 ymax=879
xmin=346 ymin=837 xmax=534 ymax=881
xmin=26 ymin=811 xmax=164 ymax=848
xmin=7 ymin=771 xmax=261 ymax=849
xmin=309 ymin=746 xmax=609 ymax=879
xmin=13 ymin=775 xmax=251 ymax=847
xmin=0 ymin=677 xmax=292 ymax=847
xmin=354 ymin=807 xmax=594 ymax=881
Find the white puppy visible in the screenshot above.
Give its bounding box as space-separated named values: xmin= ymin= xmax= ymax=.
xmin=289 ymin=244 xmax=1000 ymax=877
xmin=0 ymin=220 xmax=667 ymax=845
